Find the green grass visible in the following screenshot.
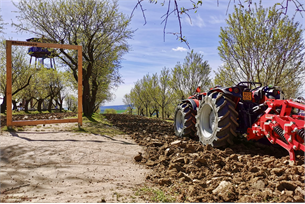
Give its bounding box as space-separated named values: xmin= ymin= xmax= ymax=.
xmin=135 ymin=186 xmax=175 ymax=203
xmin=74 ymin=113 xmax=124 ymax=136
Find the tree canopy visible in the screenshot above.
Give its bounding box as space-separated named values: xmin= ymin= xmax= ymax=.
xmin=215 ymin=4 xmax=305 ymax=98
xmin=13 ymin=0 xmax=133 ymax=116
xmin=133 ymin=0 xmax=305 ymax=47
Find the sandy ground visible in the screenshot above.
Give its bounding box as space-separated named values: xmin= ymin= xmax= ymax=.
xmin=0 ymin=123 xmax=151 ymax=203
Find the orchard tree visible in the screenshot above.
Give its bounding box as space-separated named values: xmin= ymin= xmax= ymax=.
xmin=146 ymin=68 xmax=172 ymax=120
xmin=132 ymin=0 xmax=305 ymax=47
xmin=215 ymin=4 xmax=305 ymax=98
xmin=170 ymin=50 xmax=211 ymax=100
xmin=122 ymin=93 xmax=134 ymax=114
xmin=13 ymin=0 xmax=133 ymax=117
xmin=0 ymin=40 xmax=33 ymax=113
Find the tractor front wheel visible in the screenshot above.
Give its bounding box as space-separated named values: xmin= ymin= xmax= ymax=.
xmin=174 ymin=102 xmax=197 ymax=138
xmin=195 ymin=92 xmax=238 ymax=147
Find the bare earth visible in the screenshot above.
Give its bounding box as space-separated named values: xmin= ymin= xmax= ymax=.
xmin=0 ymin=123 xmax=151 ymax=203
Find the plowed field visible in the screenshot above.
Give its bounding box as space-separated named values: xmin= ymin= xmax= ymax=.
xmin=105 ymin=114 xmax=305 ymax=203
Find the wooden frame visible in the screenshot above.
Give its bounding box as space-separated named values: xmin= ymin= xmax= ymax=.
xmin=6 ymin=40 xmax=82 ymax=127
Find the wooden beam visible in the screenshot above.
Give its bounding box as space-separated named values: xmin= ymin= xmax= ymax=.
xmin=6 ymin=40 xmax=83 ymax=127
xmin=11 ymin=118 xmax=78 ymax=126
xmin=8 ymin=40 xmax=79 ymax=50
xmin=6 ymin=41 xmax=12 ymax=127
xmin=77 ymin=45 xmax=83 ymax=126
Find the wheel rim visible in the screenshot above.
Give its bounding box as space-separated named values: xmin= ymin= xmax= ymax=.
xmin=175 ymin=110 xmax=184 ymax=133
xmin=199 ymin=103 xmax=215 ymax=138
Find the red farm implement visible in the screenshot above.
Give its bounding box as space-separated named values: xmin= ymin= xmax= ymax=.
xmin=174 ymin=82 xmax=305 ymax=161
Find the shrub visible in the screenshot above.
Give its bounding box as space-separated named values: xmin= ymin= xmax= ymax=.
xmin=104 ymin=109 xmax=117 ymax=114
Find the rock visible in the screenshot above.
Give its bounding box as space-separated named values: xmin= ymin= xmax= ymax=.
xmin=134 ymin=153 xmax=142 ymax=162
xmin=196 ymin=157 xmax=207 ymax=165
xmin=164 ymin=148 xmax=173 ymax=156
xmin=262 ymin=158 xmax=275 ymax=164
xmin=158 ymin=178 xmax=171 ymax=186
xmin=158 ymin=155 xmax=167 ymax=162
xmin=293 ymin=195 xmax=304 ymax=202
xmin=212 ymin=181 xmax=232 ymax=195
xmin=271 ymin=168 xmax=285 ymax=176
xmin=224 ymin=148 xmax=234 ymax=154
xmin=252 ymin=180 xmax=265 ymax=190
xmin=172 ymin=157 xmax=185 ymax=163
xmin=261 ymin=188 xmax=273 ymax=200
xmin=188 ymin=185 xmax=197 ymax=196
xmin=277 ymin=181 xmax=297 ymax=191
xmin=295 ymin=186 xmax=305 ymax=196
xmin=184 ymin=144 xmax=196 ymax=153
xmin=168 ymin=163 xmax=182 ymax=171
xmin=146 ymin=160 xmax=155 ymax=166
xmin=249 ymin=166 xmax=260 ymax=173
xmin=229 ymin=154 xmax=238 ymax=161
xmin=170 ymin=140 xmax=182 ymax=146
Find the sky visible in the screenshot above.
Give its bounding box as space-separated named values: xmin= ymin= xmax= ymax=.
xmin=1 ymin=0 xmax=304 ymax=106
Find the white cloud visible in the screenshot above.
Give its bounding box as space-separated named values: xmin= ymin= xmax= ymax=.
xmin=209 ymin=15 xmax=225 ymax=24
xmin=199 ymin=51 xmax=205 ymax=55
xmin=172 ymin=47 xmax=187 ymax=52
xmin=184 ymin=15 xmax=206 ymax=28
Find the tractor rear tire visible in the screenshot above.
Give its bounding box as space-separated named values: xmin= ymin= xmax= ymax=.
xmin=195 ymin=92 xmax=239 ymax=147
xmin=174 ymin=102 xmax=197 ymax=138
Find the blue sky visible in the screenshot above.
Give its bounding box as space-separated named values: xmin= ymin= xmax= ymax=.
xmin=1 ymin=0 xmax=304 ymax=106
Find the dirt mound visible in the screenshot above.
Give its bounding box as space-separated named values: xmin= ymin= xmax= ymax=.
xmin=105 ymin=114 xmax=305 ymax=203
xmin=0 ymin=112 xmax=77 ymax=127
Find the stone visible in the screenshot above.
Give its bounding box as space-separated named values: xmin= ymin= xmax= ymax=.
xmin=229 ymin=154 xmax=238 ymax=161
xmin=262 ymin=158 xmax=275 ymax=164
xmin=224 ymin=148 xmax=234 ymax=154
xmin=172 ymin=157 xmax=185 ymax=163
xmin=295 ymin=186 xmax=305 ymax=196
xmin=249 ymin=166 xmax=260 ymax=173
xmin=293 ymin=195 xmax=304 ymax=202
xmin=184 ymin=144 xmax=197 ymax=153
xmin=271 ymin=168 xmax=285 ymax=176
xmin=252 ymin=180 xmax=265 ymax=190
xmin=212 ymin=181 xmax=232 ymax=195
xmin=134 ymin=153 xmax=142 ymax=162
xmin=158 ymin=155 xmax=167 ymax=162
xmin=170 ymin=140 xmax=182 ymax=146
xmin=158 ymin=178 xmax=171 ymax=186
xmin=146 ymin=160 xmax=155 ymax=166
xmin=277 ymin=181 xmax=297 ymax=191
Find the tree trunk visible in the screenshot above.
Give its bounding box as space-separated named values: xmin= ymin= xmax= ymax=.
xmin=48 ymin=98 xmax=53 ymax=112
xmin=25 ymin=99 xmax=31 ymax=113
xmin=12 ymin=100 xmax=17 ymax=110
xmin=0 ymin=96 xmax=6 ymax=114
xmin=37 ymin=99 xmax=44 ymax=112
xmin=82 ymin=78 xmax=95 ymax=116
xmin=156 ymin=109 xmax=159 ymax=118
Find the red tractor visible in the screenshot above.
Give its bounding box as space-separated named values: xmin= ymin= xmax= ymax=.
xmin=174 ymin=82 xmax=305 ymax=161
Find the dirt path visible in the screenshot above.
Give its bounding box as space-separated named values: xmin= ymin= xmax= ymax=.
xmin=0 ymin=123 xmax=151 ymax=203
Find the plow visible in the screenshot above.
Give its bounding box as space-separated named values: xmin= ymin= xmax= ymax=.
xmin=174 ymin=82 xmax=305 ymax=161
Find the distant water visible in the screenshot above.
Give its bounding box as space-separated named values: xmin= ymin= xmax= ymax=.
xmin=100 ymin=105 xmax=128 ymax=113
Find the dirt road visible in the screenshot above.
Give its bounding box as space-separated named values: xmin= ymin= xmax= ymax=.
xmin=0 ymin=123 xmax=150 ymax=203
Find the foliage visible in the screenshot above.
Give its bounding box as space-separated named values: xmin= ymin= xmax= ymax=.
xmin=65 ymin=95 xmax=78 ymax=112
xmin=127 ymin=51 xmax=211 ymax=119
xmin=13 ymin=0 xmax=134 ymax=117
xmin=216 ymin=4 xmax=305 ymax=98
xmin=171 ymin=49 xmax=211 ymax=100
xmin=122 ymin=93 xmax=134 ymax=114
xmin=104 ymin=109 xmax=117 ymax=114
xmin=133 ymin=0 xmax=305 ymax=47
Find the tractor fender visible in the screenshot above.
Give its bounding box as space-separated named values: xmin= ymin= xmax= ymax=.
xmin=182 ymin=99 xmax=199 ymax=111
xmin=208 ymin=88 xmax=242 ymax=98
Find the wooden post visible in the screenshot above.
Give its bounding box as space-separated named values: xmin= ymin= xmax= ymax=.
xmin=78 ymin=45 xmax=83 ymax=127
xmin=6 ymin=41 xmax=12 ymax=128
